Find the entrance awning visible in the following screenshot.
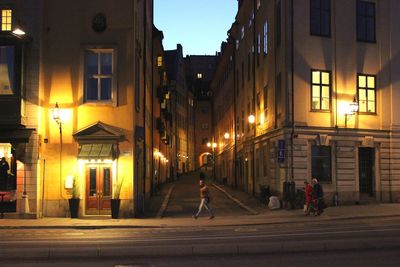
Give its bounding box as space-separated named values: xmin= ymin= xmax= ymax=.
xmin=78 ymin=143 xmax=115 ymax=159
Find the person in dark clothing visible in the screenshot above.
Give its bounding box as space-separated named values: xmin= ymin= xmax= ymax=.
xmin=312 ymin=178 xmax=325 ymax=216
xmin=0 ymin=157 xmax=9 ymax=190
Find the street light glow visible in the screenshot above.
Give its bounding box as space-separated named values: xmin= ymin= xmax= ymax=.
xmin=248 ymin=114 xmax=255 ymax=124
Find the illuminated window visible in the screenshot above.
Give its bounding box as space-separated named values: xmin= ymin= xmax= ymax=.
xmin=0 ymin=46 xmax=15 ymax=95
xmin=84 ymin=49 xmax=114 ymax=102
xmin=311 ymin=70 xmax=330 ymax=111
xmin=1 ymin=9 xmax=12 ymax=31
xmin=157 ymin=56 xmax=162 ymax=67
xmin=358 ymin=74 xmax=376 ymax=113
xmin=197 ymin=73 xmax=202 ymax=79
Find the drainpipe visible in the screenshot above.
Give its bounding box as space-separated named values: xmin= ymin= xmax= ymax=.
xmin=251 ymin=0 xmax=257 ymax=196
xmin=142 ymin=0 xmax=148 ymax=211
xmin=290 ymin=0 xmax=295 ymax=183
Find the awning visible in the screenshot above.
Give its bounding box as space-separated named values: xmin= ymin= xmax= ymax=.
xmin=77 ymin=143 xmax=115 ymax=159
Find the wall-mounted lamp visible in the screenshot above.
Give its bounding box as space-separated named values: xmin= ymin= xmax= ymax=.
xmin=248 ymin=114 xmax=255 ymax=124
xmin=345 ymin=97 xmax=359 ymax=128
xmin=52 ymin=102 xmax=62 ymax=134
xmin=224 ymin=132 xmax=230 ymax=140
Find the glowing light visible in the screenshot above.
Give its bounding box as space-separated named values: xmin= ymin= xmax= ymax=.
xmin=224 ymin=132 xmax=230 ymax=139
xmin=248 ymin=114 xmax=255 ymax=124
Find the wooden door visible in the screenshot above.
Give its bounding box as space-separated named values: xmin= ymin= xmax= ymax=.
xmin=86 ymin=164 xmax=112 ymax=215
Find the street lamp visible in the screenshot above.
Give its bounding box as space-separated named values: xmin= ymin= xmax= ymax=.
xmin=52 ymin=102 xmax=63 ymax=205
xmin=248 ymin=114 xmax=255 ymax=125
xmin=224 ymin=132 xmax=230 ymax=140
xmin=248 ymin=114 xmax=256 ymax=195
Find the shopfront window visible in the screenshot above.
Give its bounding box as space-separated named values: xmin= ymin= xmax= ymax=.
xmin=0 ymin=46 xmax=15 ymax=95
xmin=311 ymin=145 xmax=331 ymax=182
xmin=0 ymin=143 xmax=16 ymax=190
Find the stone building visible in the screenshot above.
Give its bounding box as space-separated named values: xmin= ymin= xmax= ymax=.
xmin=212 ymin=0 xmax=400 ymax=204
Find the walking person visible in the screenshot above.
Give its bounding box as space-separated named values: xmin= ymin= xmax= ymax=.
xmin=193 ymin=177 xmax=214 ymax=219
xmin=312 ymin=178 xmax=325 ymax=216
xmin=303 ymin=180 xmax=313 ymax=215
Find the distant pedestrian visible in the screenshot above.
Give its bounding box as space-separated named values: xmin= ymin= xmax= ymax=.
xmin=311 ymin=178 xmax=325 ymax=216
xmin=303 ymin=180 xmax=313 ymax=215
xmin=0 ymin=157 xmax=9 ymax=190
xmin=193 ymin=179 xmax=214 ymax=219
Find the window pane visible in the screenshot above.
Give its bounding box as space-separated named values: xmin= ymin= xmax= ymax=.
xmin=89 ymin=168 xmax=97 ymax=196
xmin=322 ymin=86 xmax=329 ymax=98
xmin=359 ymin=100 xmax=367 ymax=112
xmin=312 ymin=85 xmax=320 ymax=98
xmin=100 ymin=53 xmax=112 ymax=75
xmin=358 ymin=75 xmax=366 ymax=88
xmin=103 ymin=168 xmax=111 ymax=197
xmin=0 ymin=46 xmax=14 ymax=95
xmin=321 ymin=98 xmax=330 ymax=110
xmin=312 ymin=71 xmax=320 ymax=84
xmin=367 ymin=89 xmax=375 ymax=101
xmin=85 ymin=51 xmax=98 ymax=76
xmin=368 ymin=101 xmax=375 ymax=113
xmin=100 ymin=78 xmax=112 ymax=100
xmin=321 ymin=72 xmax=330 ymax=85
xmin=86 ymin=78 xmax=98 ymax=100
xmin=359 ymin=89 xmax=367 ymax=100
xmin=312 ymin=98 xmax=320 ymax=109
xmin=367 ymin=76 xmax=375 ymax=88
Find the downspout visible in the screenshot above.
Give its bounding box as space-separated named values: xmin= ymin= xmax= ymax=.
xmin=150 ymin=25 xmax=154 ymax=196
xmin=252 ymin=0 xmax=257 ymax=196
xmin=290 ymin=0 xmax=295 ymax=182
xmin=142 ymin=0 xmax=148 ymax=209
xmin=233 ymin=37 xmax=238 ymax=188
xmin=333 ymin=0 xmax=339 ymax=204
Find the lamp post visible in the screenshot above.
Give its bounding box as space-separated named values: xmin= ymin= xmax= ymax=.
xmin=52 ymin=102 xmax=63 ymax=204
xmin=248 ymin=114 xmax=256 ymax=196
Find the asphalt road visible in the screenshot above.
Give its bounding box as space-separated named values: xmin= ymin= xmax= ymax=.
xmin=1 ymin=217 xmax=400 ymax=265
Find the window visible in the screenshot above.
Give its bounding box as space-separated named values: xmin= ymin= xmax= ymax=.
xmin=257 ymin=0 xmax=261 ymax=10
xmin=241 ymin=25 xmax=245 ymax=39
xmin=247 ymin=52 xmax=251 ymax=81
xmin=357 ymin=0 xmax=375 ymax=42
xmin=201 ymin=138 xmax=208 ymax=145
xmin=157 ymin=56 xmax=162 ymax=67
xmin=263 ymin=21 xmax=268 ymax=56
xmin=84 ymin=49 xmax=114 ymax=102
xmin=0 ymin=46 xmax=15 ymax=95
xmin=197 ymin=73 xmax=203 ymax=79
xmin=311 ymin=70 xmax=330 ymax=111
xmin=263 ymin=144 xmax=269 ymax=176
xmin=276 ymin=1 xmax=281 ymax=47
xmin=310 ymin=0 xmax=331 ymax=37
xmin=311 ymin=145 xmax=331 ymax=182
xmin=358 ymin=74 xmax=376 ymax=113
xmin=1 ymin=9 xmax=12 ymax=31
xmin=201 ymin=123 xmax=208 ymax=129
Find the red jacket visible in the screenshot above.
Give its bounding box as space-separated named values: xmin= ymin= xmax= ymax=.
xmin=305 ymin=184 xmax=313 ymax=203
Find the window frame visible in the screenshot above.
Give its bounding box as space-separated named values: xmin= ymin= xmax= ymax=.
xmin=82 ymin=47 xmax=118 ymax=106
xmin=310 ymin=69 xmax=331 ymax=112
xmin=263 ymin=20 xmax=268 ymax=57
xmin=310 ymin=0 xmax=331 ymax=37
xmin=357 ymin=73 xmax=377 ymax=114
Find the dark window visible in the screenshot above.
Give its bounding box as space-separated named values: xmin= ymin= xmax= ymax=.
xmin=263 ymin=85 xmax=268 ymax=118
xmin=357 ymin=0 xmax=376 ymax=42
xmin=276 ymin=1 xmax=281 ymax=47
xmin=0 ymin=46 xmax=15 ymax=95
xmin=135 ymin=48 xmax=141 ymax=111
xmin=312 ymin=145 xmax=331 ymax=182
xmin=247 ymin=52 xmax=251 ymax=81
xmin=241 ymin=61 xmax=244 ymax=88
xmin=310 ymin=0 xmax=331 ymax=37
xmin=84 ymin=49 xmax=113 ymax=101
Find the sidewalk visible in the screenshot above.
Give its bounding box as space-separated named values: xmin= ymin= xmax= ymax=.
xmin=1 ymin=173 xmax=400 ymax=229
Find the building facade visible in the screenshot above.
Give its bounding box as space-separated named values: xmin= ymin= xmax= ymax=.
xmin=212 ymin=0 xmax=400 ymax=204
xmin=0 ymin=0 xmax=179 ymax=218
